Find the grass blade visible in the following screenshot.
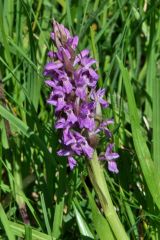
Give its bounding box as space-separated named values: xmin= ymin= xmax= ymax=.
xmin=40 ymin=193 xmax=52 ymax=236
xmin=0 ymin=104 xmax=31 ymax=137
xmin=0 ymin=0 xmax=13 ymax=69
xmin=117 ymin=56 xmax=160 ymax=210
xmin=9 ymin=221 xmax=54 ymax=240
xmin=25 ymin=225 xmax=32 ymax=240
xmin=0 ymin=203 xmax=15 ymax=240
xmin=153 ymin=14 xmax=160 ymax=173
xmin=66 ymin=0 xmax=73 ymax=30
xmin=52 ymin=199 xmax=64 ymax=239
xmin=83 ymin=180 xmax=115 ymax=240
xmin=73 ymin=201 xmax=94 ymax=239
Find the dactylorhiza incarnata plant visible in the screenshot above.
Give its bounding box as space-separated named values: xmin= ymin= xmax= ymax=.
xmin=44 ymin=21 xmax=119 ymax=173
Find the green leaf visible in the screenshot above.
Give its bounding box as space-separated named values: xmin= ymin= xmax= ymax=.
xmin=0 ymin=104 xmax=31 ymax=137
xmin=117 ymin=56 xmax=160 ymax=210
xmin=0 ymin=119 xmax=9 ymax=149
xmin=25 ymin=225 xmax=32 ymax=240
xmin=40 ymin=193 xmax=52 ymax=236
xmin=83 ymin=180 xmax=115 ymax=240
xmin=66 ymin=0 xmax=73 ymax=30
xmin=9 ymin=221 xmax=54 ymax=240
xmin=52 ymin=198 xmax=64 ymax=239
xmin=0 ymin=204 xmax=15 ymax=240
xmin=0 ymin=0 xmax=13 ymax=69
xmin=8 ymin=37 xmax=37 ymax=71
xmin=73 ymin=201 xmax=94 ymax=239
xmin=152 ymin=15 xmax=160 ymax=173
xmin=87 ymin=151 xmax=128 ymax=240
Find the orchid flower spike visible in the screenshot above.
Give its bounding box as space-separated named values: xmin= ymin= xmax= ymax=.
xmin=44 ymin=21 xmax=119 ymax=172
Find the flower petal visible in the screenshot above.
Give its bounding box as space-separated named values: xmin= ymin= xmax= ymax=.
xmin=68 ymin=156 xmax=77 ymax=170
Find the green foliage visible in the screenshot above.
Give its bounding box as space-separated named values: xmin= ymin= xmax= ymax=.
xmin=0 ymin=0 xmax=160 ymax=239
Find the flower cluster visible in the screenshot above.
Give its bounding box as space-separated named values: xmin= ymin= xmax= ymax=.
xmin=44 ymin=21 xmax=119 ymax=173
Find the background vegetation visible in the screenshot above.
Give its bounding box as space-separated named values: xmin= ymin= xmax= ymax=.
xmin=0 ymin=0 xmax=160 ymax=239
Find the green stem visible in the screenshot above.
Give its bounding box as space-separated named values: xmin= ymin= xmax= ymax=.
xmin=87 ymin=151 xmax=129 ymax=240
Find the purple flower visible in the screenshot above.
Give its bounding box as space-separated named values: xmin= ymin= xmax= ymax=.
xmin=65 ymin=105 xmax=77 ymax=125
xmin=74 ymin=49 xmax=90 ymax=66
xmin=47 ymin=88 xmax=66 ymax=112
xmin=98 ymin=119 xmax=114 ymax=137
xmin=68 ymin=156 xmax=77 ymax=170
xmin=91 ymin=89 xmax=109 ymax=108
xmin=78 ymin=102 xmax=95 ymax=131
xmin=44 ymin=21 xmax=119 ymax=172
xmin=76 ymin=67 xmax=98 ymax=88
xmin=99 ymin=144 xmax=119 ymax=173
xmin=108 ymin=161 xmax=118 ymax=173
xmin=47 ymin=51 xmax=55 ymax=58
xmin=44 ymin=62 xmax=63 ymax=76
xmin=62 ymin=127 xmax=75 ymax=146
xmin=51 ymin=21 xmax=78 ymax=48
xmin=57 ymin=148 xmax=72 ymax=156
xmin=73 ymin=131 xmax=94 ymax=158
xmin=55 ymin=118 xmax=66 ymax=129
xmin=59 ymin=73 xmax=73 ymax=94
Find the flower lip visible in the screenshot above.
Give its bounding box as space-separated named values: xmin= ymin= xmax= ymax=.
xmin=68 ymin=156 xmax=77 ymax=170
xmin=108 ymin=160 xmax=119 ymax=173
xmin=99 ymin=144 xmax=119 ymax=173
